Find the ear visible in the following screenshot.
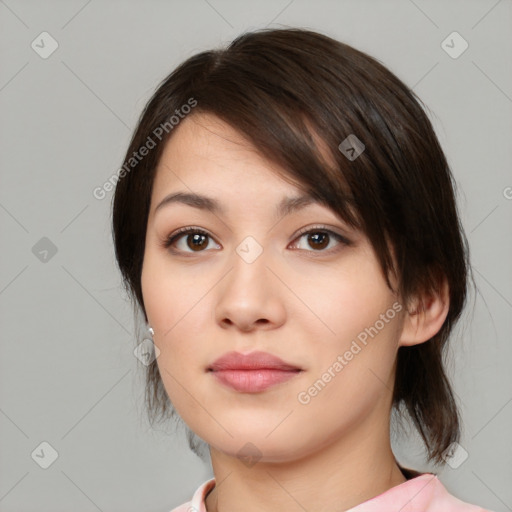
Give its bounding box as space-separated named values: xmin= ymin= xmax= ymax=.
xmin=398 ymin=279 xmax=450 ymax=347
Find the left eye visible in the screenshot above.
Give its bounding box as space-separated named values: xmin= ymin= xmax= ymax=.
xmin=291 ymin=228 xmax=348 ymax=253
xmin=163 ymin=226 xmax=350 ymax=254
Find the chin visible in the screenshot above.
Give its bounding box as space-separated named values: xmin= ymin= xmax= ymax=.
xmin=204 ymin=427 xmax=314 ymax=463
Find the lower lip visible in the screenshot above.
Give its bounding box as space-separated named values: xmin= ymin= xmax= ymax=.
xmin=210 ymin=369 xmax=302 ymax=392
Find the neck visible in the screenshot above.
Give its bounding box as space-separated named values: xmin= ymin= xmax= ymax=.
xmin=205 ymin=417 xmax=407 ymax=512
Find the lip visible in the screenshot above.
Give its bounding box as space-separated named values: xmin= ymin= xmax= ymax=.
xmin=209 ymin=351 xmax=301 ymax=372
xmin=208 ymin=351 xmax=303 ymax=393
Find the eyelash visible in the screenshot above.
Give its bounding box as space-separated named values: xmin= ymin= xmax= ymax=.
xmin=162 ymin=225 xmax=352 ymax=256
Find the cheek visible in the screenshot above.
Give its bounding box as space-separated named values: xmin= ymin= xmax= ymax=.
xmin=291 ymin=262 xmax=401 ymax=395
xmin=141 ymin=251 xmax=210 ymax=333
xmin=289 ymin=258 xmax=396 ymax=345
xmin=141 ymin=253 xmax=215 ymax=407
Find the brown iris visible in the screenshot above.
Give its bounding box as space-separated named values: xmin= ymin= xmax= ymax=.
xmin=187 ymin=233 xmax=209 ymax=251
xmin=307 ymin=232 xmax=329 ymax=250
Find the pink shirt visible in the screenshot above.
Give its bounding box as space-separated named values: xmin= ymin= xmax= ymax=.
xmin=170 ymin=473 xmax=493 ymax=512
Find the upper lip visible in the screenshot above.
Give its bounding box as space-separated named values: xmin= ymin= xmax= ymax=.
xmin=208 ymin=351 xmax=302 ymax=371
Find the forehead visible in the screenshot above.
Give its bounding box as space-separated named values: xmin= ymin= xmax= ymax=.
xmin=152 ymin=113 xmax=310 ymax=202
xmin=152 ymin=110 xmax=344 ymax=194
xmin=159 ymin=112 xmax=261 ymax=166
xmin=149 ymin=112 xmax=361 ymax=233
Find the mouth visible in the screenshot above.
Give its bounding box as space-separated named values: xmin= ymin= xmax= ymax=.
xmin=207 ymin=351 xmax=303 ymax=393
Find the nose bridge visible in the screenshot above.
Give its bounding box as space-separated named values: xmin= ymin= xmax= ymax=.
xmin=214 ymin=233 xmax=284 ymax=329
xmin=235 ymin=234 xmax=266 ymax=267
xmin=228 ymin=234 xmax=271 ymax=295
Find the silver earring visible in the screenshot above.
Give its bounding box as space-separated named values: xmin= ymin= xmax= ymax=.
xmin=148 ymin=326 xmax=154 ymax=336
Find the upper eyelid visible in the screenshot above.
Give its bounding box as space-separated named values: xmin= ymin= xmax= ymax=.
xmin=167 ymin=224 xmax=346 ymax=239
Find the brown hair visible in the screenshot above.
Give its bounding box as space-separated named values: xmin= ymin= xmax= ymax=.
xmin=112 ymin=27 xmax=470 ymax=465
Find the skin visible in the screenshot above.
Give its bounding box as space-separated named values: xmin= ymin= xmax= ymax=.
xmin=141 ymin=112 xmax=450 ymax=512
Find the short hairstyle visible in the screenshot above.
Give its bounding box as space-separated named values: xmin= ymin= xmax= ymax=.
xmin=112 ymin=27 xmax=470 ymax=465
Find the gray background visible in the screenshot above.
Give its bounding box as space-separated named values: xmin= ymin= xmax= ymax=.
xmin=1 ymin=0 xmax=511 ymax=511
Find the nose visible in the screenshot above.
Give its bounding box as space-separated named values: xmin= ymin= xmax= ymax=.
xmin=214 ymin=243 xmax=286 ymax=332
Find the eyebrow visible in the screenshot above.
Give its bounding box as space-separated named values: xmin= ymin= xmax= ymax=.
xmin=154 ymin=191 xmax=318 ymax=219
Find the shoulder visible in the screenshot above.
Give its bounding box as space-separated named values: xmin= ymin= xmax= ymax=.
xmin=347 ymin=473 xmax=494 ymax=512
xmin=427 ymin=474 xmax=494 ymax=512
xmin=169 ymin=478 xmax=216 ymax=512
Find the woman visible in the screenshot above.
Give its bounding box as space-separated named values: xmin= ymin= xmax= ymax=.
xmin=112 ymin=27 xmax=491 ymax=511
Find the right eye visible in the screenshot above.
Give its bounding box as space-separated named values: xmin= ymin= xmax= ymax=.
xmin=163 ymin=227 xmax=221 ymax=253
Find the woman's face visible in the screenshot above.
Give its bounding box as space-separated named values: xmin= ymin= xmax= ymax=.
xmin=141 ymin=113 xmax=406 ymax=462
